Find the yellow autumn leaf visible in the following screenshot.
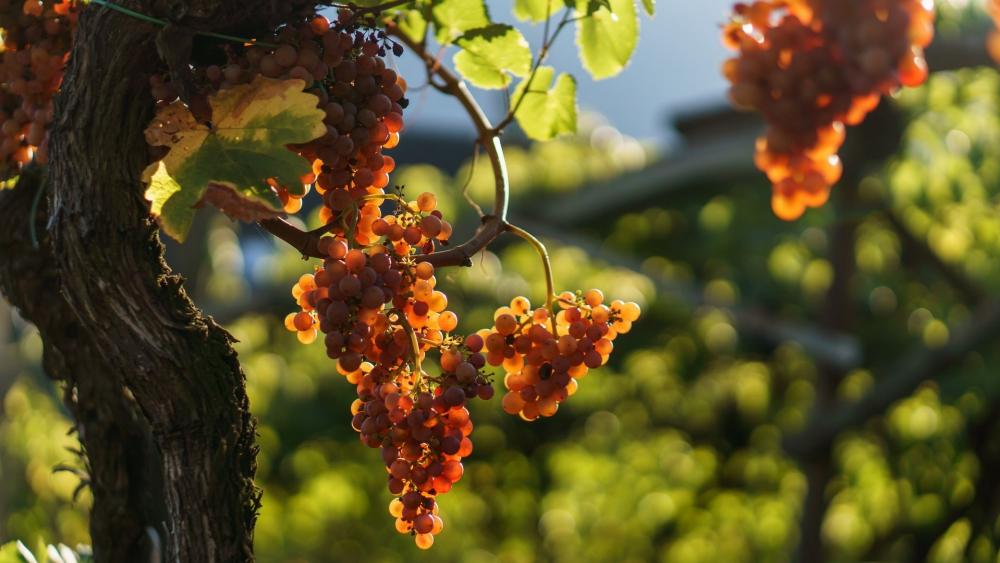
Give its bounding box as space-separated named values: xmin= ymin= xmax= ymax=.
xmin=142 ymin=76 xmax=326 ymax=241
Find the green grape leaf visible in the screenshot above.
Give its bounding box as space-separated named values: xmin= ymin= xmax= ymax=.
xmin=141 ymin=76 xmax=326 ymax=242
xmin=431 ymin=0 xmax=490 ymax=43
xmin=514 ymin=0 xmax=556 ymax=22
xmin=575 ymin=0 xmax=639 ymax=79
xmin=641 ymin=0 xmax=654 ymax=16
xmin=512 ymin=66 xmax=577 ymax=140
xmin=454 ymin=25 xmax=532 ymax=89
xmin=395 ymin=7 xmax=429 ymax=43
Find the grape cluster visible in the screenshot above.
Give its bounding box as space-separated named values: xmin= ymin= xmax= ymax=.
xmin=284 ymin=189 xmax=480 ymax=548
xmin=282 ymin=186 xmax=643 ymax=545
xmin=151 ymin=10 xmax=408 ymax=223
xmin=371 ymin=191 xmax=453 ymax=257
xmin=364 ymin=346 xmax=489 ymax=549
xmin=478 ymin=290 xmax=641 ymax=421
xmin=989 ymin=1 xmax=1000 ymax=64
xmin=0 ymin=0 xmax=78 ymax=178
xmin=722 ymin=0 xmax=934 ymax=220
xmin=244 ymin=8 xmax=643 ymax=549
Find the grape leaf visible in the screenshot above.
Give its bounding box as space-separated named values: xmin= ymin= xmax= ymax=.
xmin=396 ymin=8 xmax=429 ymax=43
xmin=141 ymin=76 xmax=326 ymax=242
xmin=431 ymin=0 xmax=490 ymax=43
xmin=513 ymin=0 xmax=555 ymax=22
xmin=641 ymin=0 xmax=654 ymax=16
xmin=512 ymin=66 xmax=577 ymax=140
xmin=454 ymin=25 xmax=532 ymax=89
xmin=575 ymin=0 xmax=639 ymax=80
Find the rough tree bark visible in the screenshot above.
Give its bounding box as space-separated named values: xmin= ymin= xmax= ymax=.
xmin=0 ymin=1 xmax=309 ymax=561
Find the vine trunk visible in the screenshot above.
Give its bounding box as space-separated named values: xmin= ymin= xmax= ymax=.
xmin=0 ymin=1 xmax=313 ymax=560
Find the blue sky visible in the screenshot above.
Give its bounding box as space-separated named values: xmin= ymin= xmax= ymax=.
xmin=389 ymin=0 xmax=736 ymax=145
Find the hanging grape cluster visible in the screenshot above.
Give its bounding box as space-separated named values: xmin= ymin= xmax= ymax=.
xmin=285 ymin=226 xmax=640 ymax=547
xmin=480 ymin=290 xmax=640 ymax=421
xmin=722 ymin=0 xmax=935 ymax=220
xmin=281 ymin=179 xmax=643 ymax=547
xmin=989 ymin=0 xmax=1000 ymax=64
xmin=0 ymin=0 xmax=78 ymax=179
xmin=265 ymin=14 xmax=645 ymax=535
xmin=284 ymin=204 xmax=475 ymax=549
xmin=144 ymin=5 xmax=642 ymax=549
xmin=241 ymin=11 xmax=644 ymax=548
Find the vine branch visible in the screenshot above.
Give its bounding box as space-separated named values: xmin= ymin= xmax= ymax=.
xmin=506 ymin=222 xmax=556 ymax=314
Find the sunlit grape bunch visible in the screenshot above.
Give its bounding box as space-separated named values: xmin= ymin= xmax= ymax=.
xmin=255 ymin=7 xmax=645 ymax=549
xmin=722 ymin=0 xmax=934 ymax=220
xmin=150 ymin=9 xmax=407 ymax=220
xmin=989 ymin=0 xmax=1000 ymax=64
xmin=0 ymin=0 xmax=78 ymax=177
xmin=283 ymin=187 xmax=481 ymax=548
xmin=283 ymin=182 xmax=642 ymax=547
xmin=479 ymin=290 xmax=640 ymax=421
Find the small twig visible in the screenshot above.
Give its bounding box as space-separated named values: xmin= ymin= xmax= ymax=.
xmin=460 ymin=140 xmax=485 ymax=217
xmin=359 ymin=192 xmax=406 ymax=205
xmin=505 ymin=222 xmax=557 ymax=333
xmin=393 ymin=309 xmax=424 ymax=377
